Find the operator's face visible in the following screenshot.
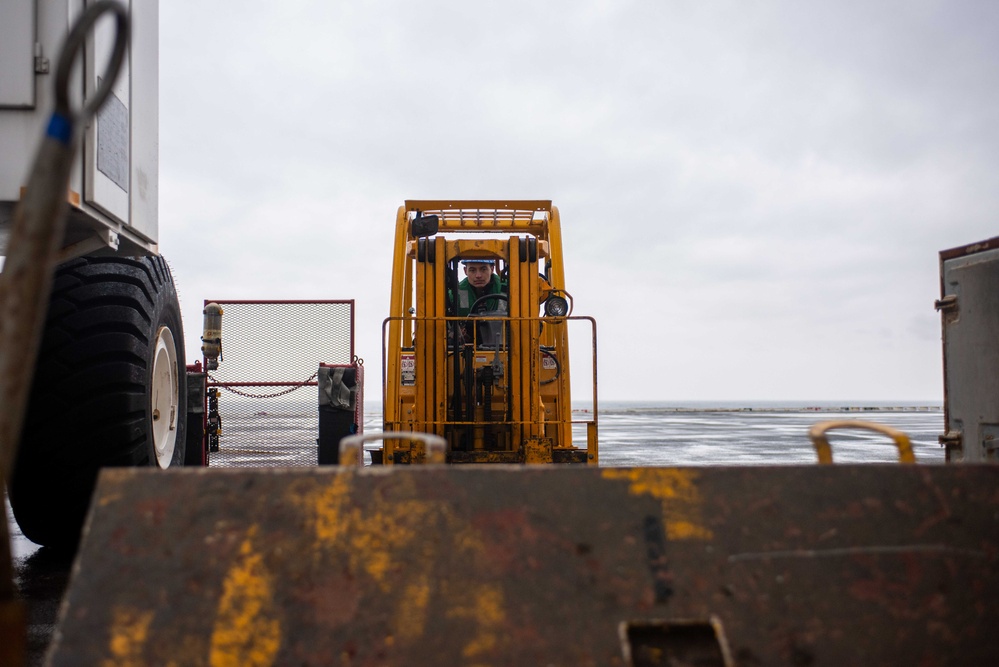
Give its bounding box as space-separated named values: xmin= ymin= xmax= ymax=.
xmin=464 ymin=263 xmax=493 ymax=288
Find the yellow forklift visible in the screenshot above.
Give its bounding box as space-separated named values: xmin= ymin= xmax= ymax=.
xmin=379 ymin=200 xmax=597 ymax=465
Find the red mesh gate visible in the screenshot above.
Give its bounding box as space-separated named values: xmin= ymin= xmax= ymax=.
xmin=203 ymin=300 xmax=358 ymax=467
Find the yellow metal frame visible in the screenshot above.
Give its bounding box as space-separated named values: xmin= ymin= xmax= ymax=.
xmin=809 ymin=420 xmax=916 ymax=464
xmin=383 ymin=201 xmax=597 ymax=465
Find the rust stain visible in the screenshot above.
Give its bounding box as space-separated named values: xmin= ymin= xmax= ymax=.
xmin=471 ymin=508 xmax=546 ymax=573
xmin=602 ymin=469 xmax=714 ymax=540
xmin=209 ymin=525 xmax=281 ymax=667
xmin=914 ymin=470 xmax=954 ymax=537
xmin=103 ymin=607 xmax=153 ymax=667
xmin=847 ymin=553 xmax=929 ymax=619
xmin=98 ymin=493 xmax=122 ymax=507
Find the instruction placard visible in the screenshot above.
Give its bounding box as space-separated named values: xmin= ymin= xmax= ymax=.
xmin=401 ymin=354 xmax=415 ymax=386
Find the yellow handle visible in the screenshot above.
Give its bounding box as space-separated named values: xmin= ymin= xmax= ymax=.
xmin=339 ymin=432 xmax=447 ymax=466
xmin=809 ymin=420 xmax=916 ymax=464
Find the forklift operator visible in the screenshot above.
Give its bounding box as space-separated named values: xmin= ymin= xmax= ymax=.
xmin=455 ymin=259 xmax=506 ymax=317
xmin=450 ymin=259 xmax=508 ymax=348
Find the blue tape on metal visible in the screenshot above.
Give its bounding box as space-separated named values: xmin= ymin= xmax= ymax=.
xmin=46 ymin=112 xmax=72 ymax=145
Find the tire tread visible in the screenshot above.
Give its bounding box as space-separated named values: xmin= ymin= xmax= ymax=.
xmin=10 ymin=255 xmax=186 ymax=550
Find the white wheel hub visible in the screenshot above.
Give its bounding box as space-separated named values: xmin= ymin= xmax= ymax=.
xmin=151 ymin=326 xmax=179 ymax=468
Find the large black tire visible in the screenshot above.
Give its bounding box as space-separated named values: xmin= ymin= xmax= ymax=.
xmin=9 ymin=255 xmax=187 ymax=550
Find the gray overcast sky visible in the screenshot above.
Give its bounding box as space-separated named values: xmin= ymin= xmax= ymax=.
xmin=160 ymin=0 xmax=998 ymax=402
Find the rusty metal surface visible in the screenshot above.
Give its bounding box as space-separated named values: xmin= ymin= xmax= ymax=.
xmin=51 ymin=465 xmax=999 ymax=666
xmin=0 ymin=599 xmax=27 ymax=667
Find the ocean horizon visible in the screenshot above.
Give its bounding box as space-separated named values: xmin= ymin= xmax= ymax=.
xmin=361 ymin=398 xmax=944 ymax=415
xmin=181 ymin=394 xmax=946 ymax=469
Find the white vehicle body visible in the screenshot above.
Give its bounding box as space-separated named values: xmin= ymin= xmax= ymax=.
xmin=0 ymin=0 xmax=158 ymax=261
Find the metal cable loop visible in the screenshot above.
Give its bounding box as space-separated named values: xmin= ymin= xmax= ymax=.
xmin=55 ymin=1 xmax=129 ymax=120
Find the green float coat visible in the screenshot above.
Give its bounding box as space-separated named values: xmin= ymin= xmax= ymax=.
xmin=455 ymin=274 xmax=505 ymax=317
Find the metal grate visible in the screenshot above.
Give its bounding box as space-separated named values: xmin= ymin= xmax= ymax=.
xmin=405 ymin=200 xmax=552 ymax=229
xmin=419 ymin=207 xmax=546 ymax=226
xmin=205 ymin=300 xmax=356 ymax=467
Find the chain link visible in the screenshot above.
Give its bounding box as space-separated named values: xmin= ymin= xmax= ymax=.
xmin=207 ymin=371 xmax=319 ymax=399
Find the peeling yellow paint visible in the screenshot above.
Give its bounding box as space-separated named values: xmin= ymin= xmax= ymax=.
xmin=446 ymin=583 xmax=506 ymax=660
xmin=96 ymin=473 xmax=570 ymax=664
xmin=209 ymin=526 xmax=281 ymax=667
xmin=304 ymin=473 xmax=485 ymax=594
xmin=667 ymin=520 xmax=711 ymax=540
xmin=602 ymin=468 xmax=697 ymax=500
xmin=98 ymin=490 xmax=123 ymax=507
xmin=103 ymin=607 xmax=153 ymax=667
xmin=470 ymin=584 xmax=505 ymax=627
xmin=313 ymin=474 xmax=352 ymax=546
xmin=396 ymin=574 xmax=431 ymax=642
xmin=603 ymin=468 xmax=714 ymax=540
xmin=297 ymin=473 xmax=512 ymax=654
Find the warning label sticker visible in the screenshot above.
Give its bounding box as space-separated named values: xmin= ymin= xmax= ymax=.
xmin=401 ymin=354 xmax=415 ymax=386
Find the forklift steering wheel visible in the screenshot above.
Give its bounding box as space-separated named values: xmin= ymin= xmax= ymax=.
xmin=469 ymin=293 xmax=508 ymax=315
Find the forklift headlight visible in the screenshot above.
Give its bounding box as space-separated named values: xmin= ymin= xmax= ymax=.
xmin=544 ymin=295 xmax=569 ymax=317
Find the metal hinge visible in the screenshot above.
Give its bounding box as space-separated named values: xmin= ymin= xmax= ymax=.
xmin=934 ymin=294 xmax=958 ymax=312
xmin=938 ymin=431 xmax=962 ymax=448
xmin=982 ymin=426 xmax=999 ymax=453
xmin=34 ymin=43 xmax=50 ymax=74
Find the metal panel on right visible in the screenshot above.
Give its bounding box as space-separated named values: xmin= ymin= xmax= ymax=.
xmin=1 ymin=0 xmax=159 ymax=260
xmin=939 ymin=236 xmax=999 ymax=462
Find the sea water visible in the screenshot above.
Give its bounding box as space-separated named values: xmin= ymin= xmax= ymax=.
xmin=196 ymin=398 xmax=945 ymax=467
xmin=361 ymin=401 xmax=946 ymax=467
xmin=5 ymin=402 xmax=945 ymax=558
xmin=585 ymin=401 xmax=944 ymax=466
